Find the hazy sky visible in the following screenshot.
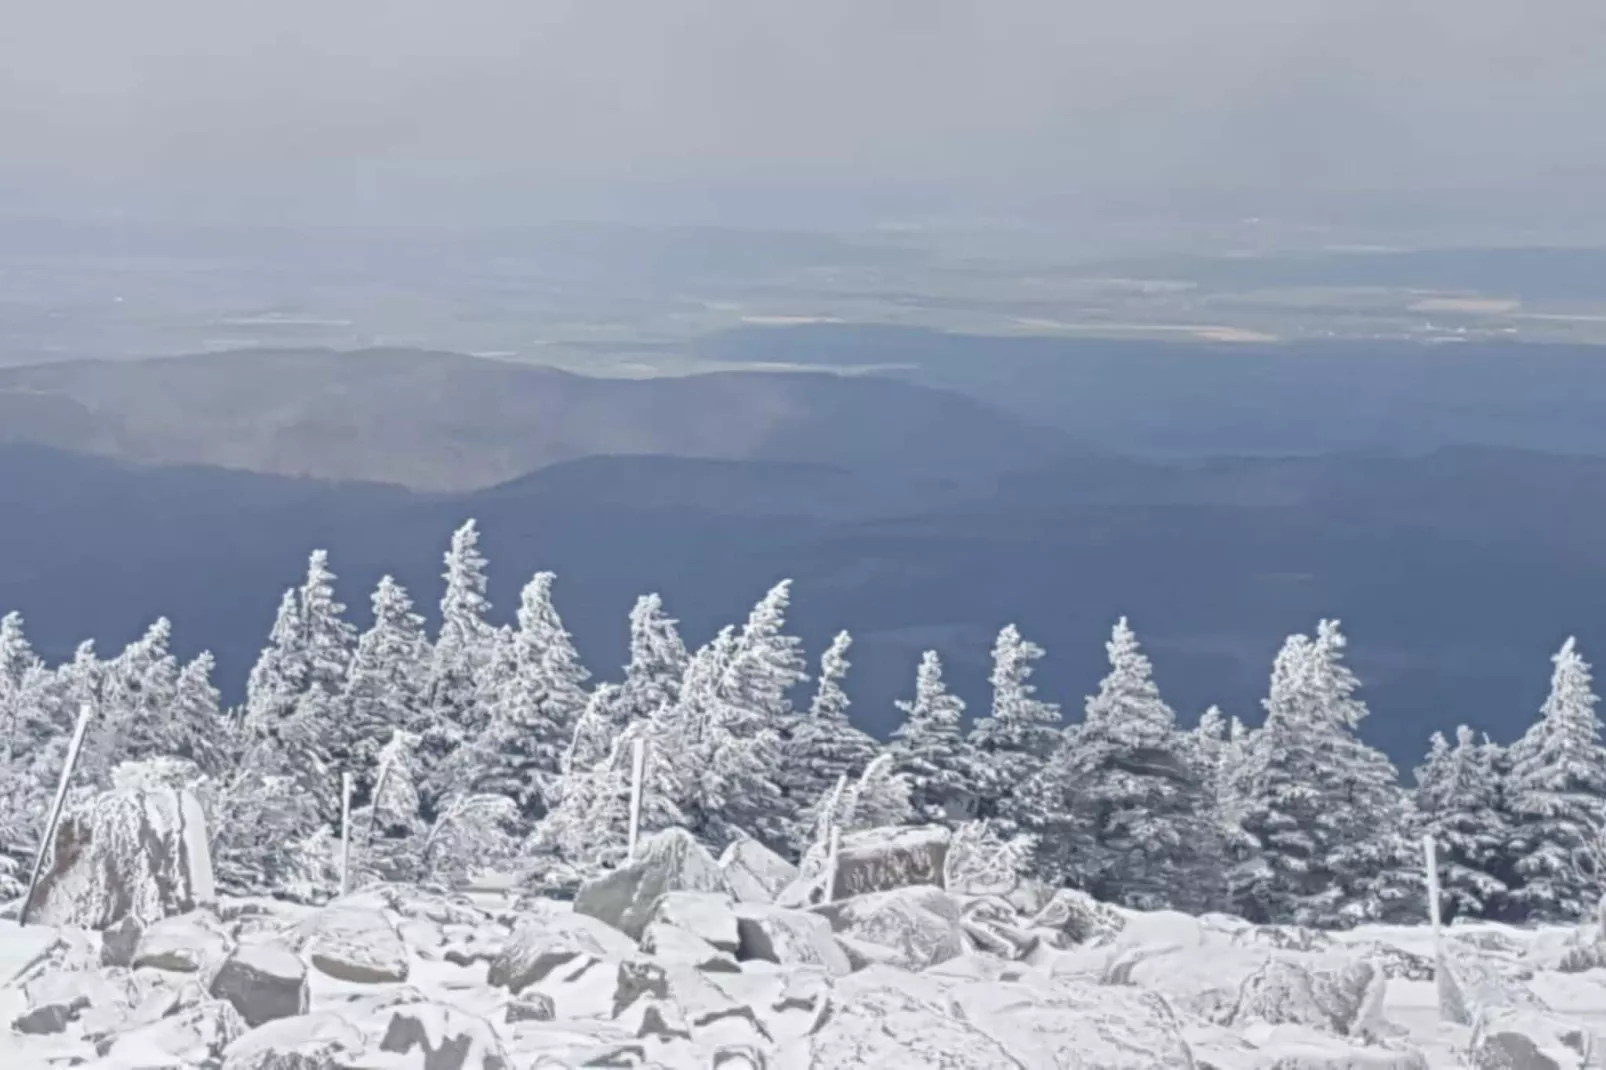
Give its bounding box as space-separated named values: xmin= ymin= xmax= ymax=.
xmin=3 ymin=0 xmax=1603 ymax=224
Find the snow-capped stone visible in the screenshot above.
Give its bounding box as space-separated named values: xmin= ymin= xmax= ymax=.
xmin=647 ymin=890 xmax=740 ymax=954
xmin=958 ymin=895 xmax=1039 ymax=960
xmin=27 ymin=786 xmax=215 ymax=930
xmin=99 ymin=914 xmax=144 ymax=969
xmin=1226 ymin=956 xmax=1388 ymax=1038
xmin=732 ymin=903 xmax=851 ymax=976
xmin=97 ymin=998 xmax=246 ymax=1067
xmin=377 ymin=1000 xmax=513 ymax=1070
xmin=719 ymin=838 xmax=799 ymax=905
xmin=1192 ymin=1021 xmax=1430 ymax=1070
xmin=505 ymin=991 xmax=556 ymax=1023
xmin=813 ymin=886 xmax=964 ymax=971
xmin=952 ymin=974 xmax=1196 ymax=1068
xmin=1470 ymin=1006 xmax=1598 ymax=1070
xmin=1031 ymin=886 xmax=1127 ymax=947
xmin=207 ymin=940 xmax=309 ymax=1027
xmin=334 ymin=882 xmax=489 ymax=927
xmin=220 ymin=1009 xmax=367 ymax=1069
xmin=16 ymin=967 xmax=137 ymax=1036
xmin=640 ymin=921 xmax=741 ymax=972
xmin=574 ymin=827 xmax=730 ymax=941
xmin=131 ymin=910 xmax=232 ymax=973
xmin=828 ymin=825 xmax=950 ymax=899
xmin=771 ymin=964 xmax=1018 ymax=1069
xmin=1438 ymin=944 xmax=1548 ymax=1026
xmin=291 ymin=906 xmax=410 ymax=984
xmin=0 ymin=920 xmax=62 ymax=986
xmin=487 ymin=915 xmax=613 ymax=995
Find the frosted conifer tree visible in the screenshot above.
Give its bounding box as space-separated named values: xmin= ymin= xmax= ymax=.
xmin=719 ymin=580 xmax=808 ymax=727
xmin=342 ymin=576 xmax=430 ymax=783
xmin=466 ymin=572 xmax=592 ymax=823
xmin=780 ymin=631 xmax=879 ymax=852
xmin=243 ymin=589 xmax=305 ymax=744
xmin=170 ymin=652 xmax=226 ymax=777
xmin=422 ymin=520 xmax=500 ymax=797
xmin=1504 ymin=637 xmax=1606 ymax=919
xmin=1034 ymin=618 xmax=1223 ymax=911
xmin=1229 ymin=621 xmax=1412 ymax=927
xmin=889 ymin=650 xmax=980 ymax=824
xmin=93 ymin=619 xmax=181 ymax=778
xmin=0 ymin=613 xmax=53 ymax=891
xmin=969 ymin=625 xmax=1062 ymax=831
xmin=620 ymin=593 xmax=689 ymax=720
xmin=1414 ymin=726 xmax=1511 ymax=920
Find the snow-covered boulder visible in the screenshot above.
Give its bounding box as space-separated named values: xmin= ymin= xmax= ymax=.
xmin=97 ymin=998 xmax=246 ymax=1067
xmin=488 ymin=915 xmax=611 ymax=995
xmin=829 ymin=825 xmax=950 ymax=899
xmin=951 ymin=974 xmax=1197 ymax=1068
xmin=612 ymin=958 xmax=771 ymax=1050
xmin=732 ymin=902 xmax=851 ymax=976
xmin=1031 ymin=886 xmax=1127 ymax=948
xmin=770 ymin=964 xmax=1019 ymax=1069
xmin=574 ymin=827 xmax=730 ymax=941
xmin=27 ymin=786 xmax=215 ymax=930
xmin=640 ymin=921 xmax=741 ymax=972
xmin=647 ymin=890 xmax=740 ymax=954
xmin=813 ymin=885 xmax=964 ymax=972
xmin=131 ymin=909 xmax=232 ymax=973
xmin=290 ymin=906 xmax=410 ymax=984
xmin=15 ymin=966 xmax=139 ymax=1036
xmin=1470 ymin=1006 xmax=1598 ymax=1070
xmin=377 ymin=1000 xmax=513 ymax=1070
xmin=207 ymin=939 xmax=309 ymax=1027
xmin=0 ymin=920 xmax=64 ymax=987
xmin=720 ymin=838 xmax=799 ymax=905
xmin=1438 ymin=944 xmax=1548 ymax=1027
xmin=220 ymin=1008 xmax=368 ymax=1069
xmin=1226 ymin=956 xmax=1388 ymax=1038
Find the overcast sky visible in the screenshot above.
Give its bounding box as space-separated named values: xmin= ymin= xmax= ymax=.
xmin=2 ymin=0 xmax=1602 ymax=224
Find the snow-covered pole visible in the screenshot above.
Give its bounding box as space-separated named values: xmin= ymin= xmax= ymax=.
xmin=627 ymin=737 xmax=647 ymax=861
xmin=1423 ymin=833 xmax=1442 ymax=950
xmin=824 ymin=823 xmax=842 ymax=905
xmin=339 ymin=771 xmax=354 ymax=898
xmin=19 ymin=703 xmax=92 ymax=926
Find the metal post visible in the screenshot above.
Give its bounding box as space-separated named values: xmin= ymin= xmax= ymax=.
xmin=627 ymin=738 xmax=646 ymax=861
xmin=19 ymin=704 xmax=92 ymax=926
xmin=339 ymin=771 xmax=354 ymax=897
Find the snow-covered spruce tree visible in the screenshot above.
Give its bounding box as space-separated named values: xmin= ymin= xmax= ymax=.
xmin=1413 ymin=725 xmax=1511 ymax=921
xmin=1503 ymin=637 xmax=1606 ymax=920
xmin=56 ymin=640 xmax=116 ymax=786
xmin=532 ymin=718 xmax=689 ymax=884
xmin=889 ymin=650 xmax=981 ymax=824
xmin=1033 ymin=618 xmax=1224 ymax=912
xmin=620 ymin=593 xmax=689 ymax=721
xmin=463 ymin=572 xmax=591 ymax=826
xmin=85 ymin=618 xmax=182 ymax=783
xmin=278 ymin=550 xmax=359 ymax=818
xmin=242 ymin=589 xmax=306 ymax=744
xmin=0 ymin=612 xmax=55 ymax=895
xmin=799 ymin=752 xmax=916 ymax=878
xmin=969 ymin=624 xmax=1062 ymax=832
xmin=1229 ymin=621 xmax=1414 ymax=928
xmin=342 ymin=576 xmax=430 ymax=787
xmin=780 ymin=631 xmax=880 ymax=853
xmin=420 ymin=520 xmax=503 ymax=805
xmin=169 ymin=652 xmax=227 ymax=778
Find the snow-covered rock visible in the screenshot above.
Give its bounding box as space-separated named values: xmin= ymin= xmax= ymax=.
xmin=574 ymin=827 xmax=730 ymax=941
xmin=208 ymin=939 xmax=309 ymax=1027
xmin=646 ymin=890 xmax=740 ymax=954
xmin=720 ymin=838 xmax=799 ymax=905
xmin=640 ymin=921 xmax=741 ymax=972
xmin=97 ymin=997 xmax=246 ymax=1067
xmin=1032 ymin=886 xmax=1127 ymax=947
xmin=1438 ymin=943 xmax=1548 ymax=1027
xmin=829 ymin=825 xmax=950 ymax=900
xmin=290 ymin=906 xmax=410 ymax=984
xmin=487 ymin=914 xmax=616 ymax=995
xmin=131 ymin=910 xmax=232 ymax=973
xmin=952 ymin=974 xmax=1197 ymax=1068
xmin=1226 ymin=956 xmax=1388 ymax=1038
xmin=0 ymin=920 xmax=62 ymax=987
xmin=27 ymin=786 xmax=215 ymax=931
xmin=1470 ymin=1006 xmax=1598 ymax=1070
xmin=220 ymin=1008 xmax=368 ymax=1069
xmin=732 ymin=902 xmax=851 ymax=976
xmin=377 ymin=1000 xmax=513 ymax=1070
xmin=814 ymin=885 xmax=964 ymax=971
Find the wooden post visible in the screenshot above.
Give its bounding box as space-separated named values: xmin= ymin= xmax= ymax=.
xmin=627 ymin=737 xmax=647 ymax=861
xmin=824 ymin=823 xmax=842 ymax=904
xmin=19 ymin=703 xmax=92 ymax=926
xmin=339 ymin=771 xmax=354 ymax=897
xmin=1423 ymin=833 xmax=1442 ymax=948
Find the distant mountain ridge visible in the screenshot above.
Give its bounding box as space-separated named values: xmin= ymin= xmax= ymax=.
xmin=0 ymin=346 xmax=1072 ymax=491
xmin=4 ymin=440 xmax=1606 ymax=766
